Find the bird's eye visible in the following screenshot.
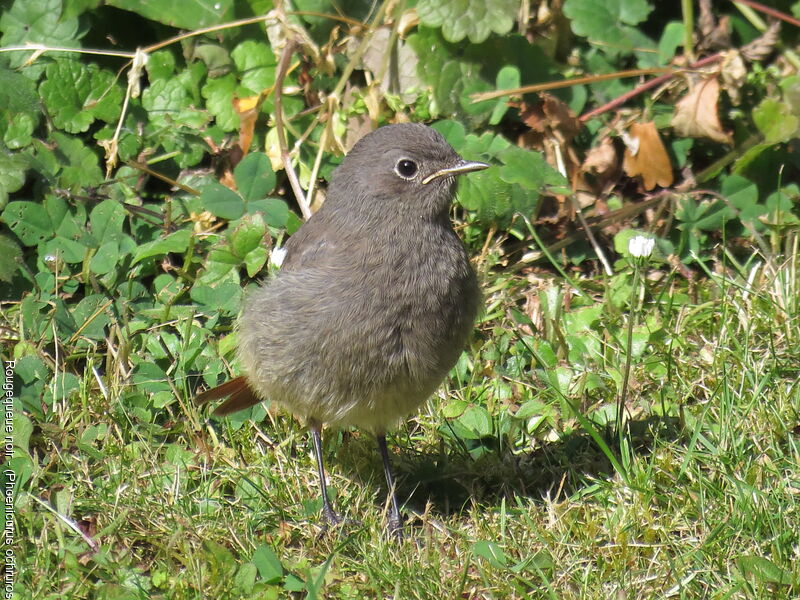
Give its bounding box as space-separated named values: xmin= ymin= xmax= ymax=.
xmin=394 ymin=159 xmax=419 ymax=180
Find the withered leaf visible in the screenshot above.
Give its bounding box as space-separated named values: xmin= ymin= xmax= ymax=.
xmin=521 ymin=93 xmax=581 ymax=143
xmin=233 ymin=94 xmax=261 ymax=157
xmin=671 ymin=76 xmax=732 ymax=144
xmin=622 ymin=121 xmax=674 ymax=190
xmin=720 ymin=50 xmax=747 ymax=105
xmin=583 ymin=138 xmax=618 ymax=178
xmin=741 ymin=20 xmax=781 ymax=63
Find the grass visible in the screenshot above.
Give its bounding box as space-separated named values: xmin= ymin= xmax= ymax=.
xmin=14 ymin=238 xmax=800 ymax=599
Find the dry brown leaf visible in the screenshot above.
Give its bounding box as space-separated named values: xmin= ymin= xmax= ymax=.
xmin=520 ymin=93 xmax=582 ymax=143
xmin=583 ymin=138 xmax=618 ymax=178
xmin=622 ymin=121 xmax=674 ymax=190
xmin=233 ymin=94 xmax=261 ymax=157
xmin=741 ymin=20 xmax=781 ymax=63
xmin=518 ymin=94 xmax=583 ymax=207
xmin=344 ymin=113 xmax=373 ymax=151
xmin=697 ymin=0 xmax=731 ymax=52
xmin=671 ymin=76 xmax=732 ymax=144
xmin=720 ymin=50 xmax=747 ymax=105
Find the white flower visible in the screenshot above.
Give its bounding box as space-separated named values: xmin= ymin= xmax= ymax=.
xmin=270 ymin=247 xmax=287 ymax=267
xmin=628 ymin=235 xmax=655 ymax=258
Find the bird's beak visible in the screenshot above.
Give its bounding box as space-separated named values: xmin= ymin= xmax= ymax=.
xmin=422 ymin=159 xmax=490 ymax=185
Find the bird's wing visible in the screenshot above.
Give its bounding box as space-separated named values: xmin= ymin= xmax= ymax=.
xmin=280 ymin=215 xmax=337 ymax=271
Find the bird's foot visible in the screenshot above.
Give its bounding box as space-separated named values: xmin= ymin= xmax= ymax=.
xmin=386 ymin=513 xmax=404 ymax=542
xmin=322 ymin=505 xmax=342 ymax=527
xmin=315 ymin=506 xmax=363 ymax=541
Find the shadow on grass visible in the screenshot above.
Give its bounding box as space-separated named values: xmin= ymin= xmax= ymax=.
xmin=336 ymin=415 xmax=684 ymax=518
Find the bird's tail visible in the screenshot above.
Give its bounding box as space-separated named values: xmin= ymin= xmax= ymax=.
xmin=194 ymin=376 xmax=261 ymax=416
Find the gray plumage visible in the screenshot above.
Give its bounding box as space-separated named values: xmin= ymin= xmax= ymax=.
xmin=239 ymin=123 xmax=481 ymax=431
xmin=196 ymin=123 xmax=487 ymax=536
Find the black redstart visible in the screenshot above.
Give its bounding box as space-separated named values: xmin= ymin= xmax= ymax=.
xmin=196 ymin=123 xmax=488 ymax=537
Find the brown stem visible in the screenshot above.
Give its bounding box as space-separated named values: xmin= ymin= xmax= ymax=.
xmin=274 ymin=40 xmax=312 ymax=220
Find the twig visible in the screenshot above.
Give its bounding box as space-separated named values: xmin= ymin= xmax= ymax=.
xmin=470 ymin=68 xmax=671 ymax=103
xmin=682 ymin=0 xmax=695 ymax=62
xmin=552 ymin=139 xmax=613 ymax=276
xmin=579 ymin=53 xmax=722 ymax=122
xmin=304 ymin=103 xmax=334 ymax=213
xmin=30 ymin=495 xmax=100 ymax=553
xmin=0 ymin=44 xmax=135 ymax=59
xmin=733 ymin=0 xmax=800 ymax=28
xmin=274 ymin=39 xmax=311 ymax=220
xmin=142 ymin=16 xmax=270 ymax=54
xmin=304 ymin=0 xmax=391 ymax=205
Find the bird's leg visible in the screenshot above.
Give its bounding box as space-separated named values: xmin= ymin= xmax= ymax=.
xmin=309 ymin=420 xmax=341 ymax=527
xmin=376 ymin=433 xmax=404 ymax=540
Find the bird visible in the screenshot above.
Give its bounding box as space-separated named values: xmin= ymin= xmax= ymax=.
xmin=195 ymin=122 xmax=488 ymax=538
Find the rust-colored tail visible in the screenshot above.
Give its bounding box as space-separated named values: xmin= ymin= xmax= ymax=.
xmin=194 ymin=376 xmax=261 ymax=416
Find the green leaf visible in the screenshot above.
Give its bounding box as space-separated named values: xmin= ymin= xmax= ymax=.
xmin=230 ymin=215 xmax=266 ymax=258
xmin=202 ymin=74 xmax=239 ymax=131
xmin=438 ymin=129 xmax=549 ymax=225
xmin=145 ymin=49 xmax=177 ymax=81
xmin=3 ymin=112 xmax=37 ymax=149
xmin=72 ymin=294 xmax=111 ymax=340
xmin=132 ymin=229 xmax=192 ymax=264
xmin=243 ymin=247 xmax=268 ymax=277
xmin=190 ymin=281 xmax=242 ymax=314
xmin=410 ymin=28 xmax=560 ymax=123
xmin=721 ymin=174 xmax=765 ymax=224
xmin=473 ymin=540 xmax=508 ymax=568
xmin=765 ymin=184 xmax=799 ymax=217
xmin=89 ymin=199 xmax=127 ymax=243
xmin=231 ymin=40 xmax=277 ymax=94
xmin=4 ymin=200 xmax=55 ymax=246
xmin=44 ymin=235 xmax=88 ymax=264
xmin=142 ymin=78 xmax=206 ymax=129
xmin=248 ymin=197 xmax=290 ymax=228
xmin=39 ymin=60 xmax=123 ymax=133
xmin=14 ymin=354 xmax=49 ymax=409
xmin=736 ymin=556 xmax=795 ymax=586
xmin=497 ymin=145 xmax=549 ymax=190
xmin=456 ymin=405 xmax=493 ymax=438
xmin=12 ymin=412 xmax=33 ymax=452
xmin=131 ymin=361 xmax=171 ymax=394
xmin=0 ymin=234 xmax=22 ymax=282
xmin=490 ymin=65 xmax=519 ymax=125
xmin=417 ymin=0 xmax=517 ymax=43
xmin=252 ymin=545 xmax=283 ymax=584
xmin=201 ymin=182 xmax=245 ymax=220
xmin=90 ymin=241 xmax=120 ymax=275
xmin=514 ymin=398 xmax=553 ymax=421
xmin=753 ymin=98 xmax=800 ymax=143
xmin=234 ymin=153 xmax=276 ymax=202
xmin=432 ymin=120 xmax=467 ymax=149
xmin=105 ymin=0 xmax=234 ymax=29
xmin=0 ymin=0 xmax=80 ymax=69
xmin=0 ymin=67 xmax=39 ymax=113
xmin=51 ymin=131 xmax=104 ymax=188
xmin=193 ymin=43 xmax=233 ymax=78
xmin=54 ymin=298 xmax=78 ymax=337
xmin=3 ymin=195 xmax=84 ymax=247
xmin=442 ymin=398 xmax=468 ymax=418
xmin=199 ymin=246 xmax=240 ymax=284
xmin=658 ymin=21 xmax=685 ymax=64
xmin=234 ymin=563 xmax=257 ymax=593
xmin=564 ymin=0 xmax=654 ymax=57
xmin=208 ymin=247 xmax=239 ymax=265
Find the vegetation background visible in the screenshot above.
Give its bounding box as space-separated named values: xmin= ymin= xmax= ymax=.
xmin=2 ymin=0 xmax=799 ymax=597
